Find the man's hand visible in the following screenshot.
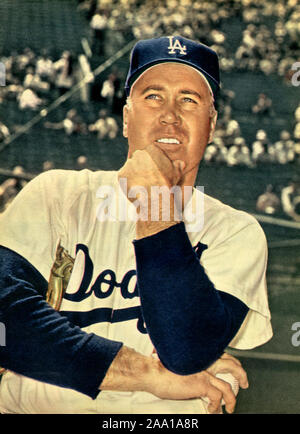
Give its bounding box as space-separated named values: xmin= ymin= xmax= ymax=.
xmin=207 ymin=352 xmax=249 ymax=390
xmin=118 ymin=145 xmax=185 ymax=238
xmin=150 ymin=351 xmax=248 ymax=414
xmin=100 ymin=346 xmax=248 ymax=414
xmin=119 ymin=144 xmax=185 ymax=191
xmin=149 ymin=360 xmax=239 ymax=414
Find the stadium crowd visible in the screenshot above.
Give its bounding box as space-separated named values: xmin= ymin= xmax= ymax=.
xmin=0 ymin=46 xmax=121 ymax=138
xmin=78 ymin=0 xmax=299 ymax=79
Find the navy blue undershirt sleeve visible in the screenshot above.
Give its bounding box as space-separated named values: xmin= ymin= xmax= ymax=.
xmin=133 ymin=222 xmax=249 ymax=375
xmin=0 ymin=246 xmax=123 ymax=399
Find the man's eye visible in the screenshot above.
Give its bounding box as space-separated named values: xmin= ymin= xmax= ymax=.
xmin=182 ymin=97 xmax=197 ymax=103
xmin=145 ymin=94 xmax=160 ymax=100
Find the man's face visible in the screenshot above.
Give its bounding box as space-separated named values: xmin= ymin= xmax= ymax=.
xmin=123 ymin=62 xmax=217 ymax=186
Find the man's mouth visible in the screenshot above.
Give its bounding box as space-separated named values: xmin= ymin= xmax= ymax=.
xmin=156 ymin=138 xmax=181 ymax=145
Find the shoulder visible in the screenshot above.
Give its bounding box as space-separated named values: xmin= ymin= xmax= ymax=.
xmin=30 ymin=168 xmax=117 ymax=197
xmin=14 ymin=169 xmax=118 ymax=218
xmin=204 ymin=193 xmax=258 ymax=225
xmin=194 ymin=190 xmax=266 ymax=248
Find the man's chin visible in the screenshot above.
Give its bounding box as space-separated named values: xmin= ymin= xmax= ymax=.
xmin=178 ymin=162 xmax=201 ymax=187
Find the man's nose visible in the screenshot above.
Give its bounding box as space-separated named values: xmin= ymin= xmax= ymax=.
xmin=159 ymin=102 xmax=181 ymax=125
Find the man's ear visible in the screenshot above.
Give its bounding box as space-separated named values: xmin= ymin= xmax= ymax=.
xmin=123 ymin=104 xmax=128 ymax=138
xmin=208 ymin=109 xmax=218 ymax=144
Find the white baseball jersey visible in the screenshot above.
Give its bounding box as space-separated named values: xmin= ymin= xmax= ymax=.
xmin=0 ymin=169 xmax=272 ymax=413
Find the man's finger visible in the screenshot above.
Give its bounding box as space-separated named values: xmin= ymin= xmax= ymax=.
xmin=210 ymin=375 xmax=237 ymax=414
xmin=207 ymin=353 xmax=249 ymax=389
xmin=222 ymin=352 xmax=242 ymax=366
xmin=204 ymin=385 xmax=223 ymax=414
xmin=219 ymin=360 xmax=249 ymax=389
xmin=172 ymin=160 xmax=186 ymax=185
xmin=208 ymin=403 xmax=222 ymax=414
xmin=145 ymin=144 xmax=175 ymax=184
xmin=221 ymin=362 xmax=248 ymax=389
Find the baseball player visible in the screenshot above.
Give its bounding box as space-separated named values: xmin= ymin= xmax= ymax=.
xmin=0 ymin=36 xmax=272 ymax=414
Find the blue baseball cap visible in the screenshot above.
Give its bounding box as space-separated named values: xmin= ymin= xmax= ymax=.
xmin=125 ymin=36 xmax=220 ymax=101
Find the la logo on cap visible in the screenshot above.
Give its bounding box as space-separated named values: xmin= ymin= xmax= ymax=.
xmin=167 ymin=36 xmax=187 ymax=55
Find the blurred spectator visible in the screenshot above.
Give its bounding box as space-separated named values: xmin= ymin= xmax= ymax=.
xmin=1 ymin=54 xmax=18 ymax=86
xmin=23 ymin=66 xmax=50 ymax=94
xmin=226 ymin=137 xmax=254 ymax=168
xmin=88 ymin=109 xmax=118 ymax=140
xmin=295 ymin=142 xmax=300 ymax=164
xmin=44 ymin=109 xmax=87 ymax=135
xmin=294 ymin=104 xmax=300 ymax=141
xmin=18 ymin=87 xmax=43 ymax=110
xmin=256 ymin=184 xmax=281 ymax=215
xmin=214 ymin=138 xmax=229 ymax=165
xmin=14 ymin=48 xmax=36 ymax=81
xmin=223 ymin=119 xmax=241 ymax=147
xmin=36 ymin=49 xmax=55 ymax=83
xmin=100 ymin=73 xmax=115 ymax=107
xmin=100 ymin=70 xmax=124 ymax=114
xmin=0 ymin=83 xmax=23 ymax=104
xmin=0 ymin=122 xmax=10 ymax=142
xmin=251 ymin=129 xmax=270 ymax=164
xmin=54 ymin=51 xmax=76 ymax=95
xmin=271 ymin=130 xmax=295 ymax=164
xmin=111 ymin=71 xmax=124 ymax=115
xmin=285 ymin=6 xmax=300 ymax=44
xmin=259 ymin=58 xmax=275 ymax=76
xmin=0 ymin=166 xmax=28 ymax=212
xmin=77 ymin=0 xmax=97 ymax=21
xmin=281 ymin=177 xmax=300 ymax=222
xmin=77 ymin=155 xmax=88 ymax=169
xmin=295 ymin=104 xmax=300 ymax=123
xmin=42 ymin=160 xmax=55 ymax=172
xmin=216 ymin=89 xmax=235 ymax=113
xmin=203 ymin=142 xmax=218 ymax=164
xmin=90 ymin=9 xmax=108 ymax=56
xmin=294 ymin=122 xmax=300 ymax=141
xmin=252 ymin=93 xmax=273 ymax=116
xmin=204 ymin=136 xmax=233 ymax=166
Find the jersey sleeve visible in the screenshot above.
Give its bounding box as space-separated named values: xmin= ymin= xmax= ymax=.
xmin=0 ymin=170 xmax=65 ymax=279
xmin=200 ymin=218 xmax=273 ymax=349
xmin=0 ymin=171 xmax=123 ymax=397
xmin=0 ymin=245 xmax=122 ymax=398
xmin=133 ymin=223 xmax=249 ymax=375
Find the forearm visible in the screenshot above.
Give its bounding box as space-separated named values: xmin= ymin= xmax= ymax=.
xmin=133 ymin=223 xmax=249 ymax=375
xmin=0 ymin=246 xmax=122 ymax=398
xmin=135 ymin=187 xmax=182 ymax=239
xmin=136 ymin=219 xmax=177 ymax=239
xmin=100 ymin=344 xmax=247 ymax=415
xmin=100 ymin=345 xmax=156 ymax=393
